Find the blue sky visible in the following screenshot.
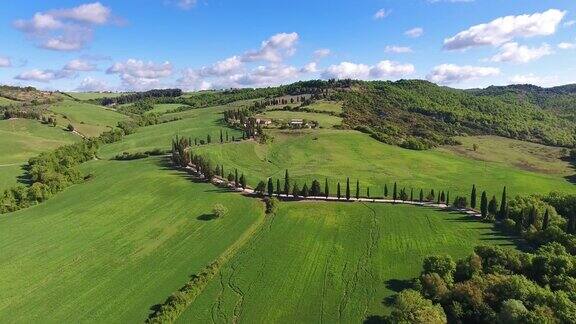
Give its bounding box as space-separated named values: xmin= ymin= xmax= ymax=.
xmin=0 ymin=0 xmax=575 ymax=91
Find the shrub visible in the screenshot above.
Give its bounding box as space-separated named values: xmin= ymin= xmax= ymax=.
xmin=212 ymin=204 xmax=228 ymax=218
xmin=264 ymin=197 xmax=279 ymax=215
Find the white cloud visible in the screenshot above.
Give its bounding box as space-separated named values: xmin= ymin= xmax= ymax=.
xmin=301 ymin=62 xmax=319 ymax=73
xmin=322 ymin=60 xmax=414 ymax=80
xmin=489 ymin=42 xmax=553 ymax=63
xmin=0 ymin=57 xmax=12 ymax=68
xmin=313 ymin=48 xmax=331 ymax=60
xmin=13 ymin=2 xmax=115 ymax=51
xmin=242 ymin=32 xmax=299 ymax=63
xmin=509 ymin=73 xmax=558 ymax=86
xmin=198 ymin=56 xmax=243 ymax=77
xmin=107 ymin=59 xmax=173 ymax=90
xmin=64 ymin=59 xmax=98 ymax=71
xmin=15 ymin=68 xmax=76 ymax=82
xmin=427 ymin=64 xmax=500 ymax=84
xmin=565 ymin=20 xmax=576 ymax=27
xmin=374 ymin=9 xmax=391 ymax=20
xmin=405 ymin=27 xmax=424 ymax=38
xmin=76 ymin=77 xmax=110 ymax=91
xmin=385 ymin=45 xmax=413 ymax=53
xmin=230 ymin=65 xmax=300 ymax=87
xmin=444 ymin=9 xmax=566 ymax=50
xmin=558 ymin=42 xmax=576 ymax=50
xmin=177 ymin=69 xmax=212 ymax=91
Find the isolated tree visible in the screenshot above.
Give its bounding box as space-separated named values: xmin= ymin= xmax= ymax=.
xmin=267 ymin=178 xmax=274 ymax=196
xmin=284 ymin=170 xmax=290 ymax=195
xmin=325 ymin=179 xmax=329 ymax=199
xmin=355 ymin=180 xmax=360 ymax=200
xmin=498 ymin=186 xmax=507 ymax=219
xmin=346 ymin=178 xmax=351 ymax=200
xmin=542 ymin=209 xmax=550 ymax=230
xmin=393 ymin=182 xmax=398 ymax=201
xmin=384 ymin=184 xmax=388 ymax=197
xmin=337 ymin=182 xmax=341 ymax=200
xmin=480 ymin=191 xmax=488 ymax=218
xmin=470 ymin=185 xmax=477 ymax=209
xmin=213 ymin=203 xmax=228 ymax=218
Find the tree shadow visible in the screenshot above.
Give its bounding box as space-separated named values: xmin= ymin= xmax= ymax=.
xmin=561 ymin=156 xmax=576 ymax=184
xmin=385 ymin=278 xmax=413 ymax=292
xmin=197 ymin=213 xmax=218 ymax=221
xmin=17 ymin=164 xmax=32 ymax=186
xmin=363 ymin=315 xmax=387 ymax=324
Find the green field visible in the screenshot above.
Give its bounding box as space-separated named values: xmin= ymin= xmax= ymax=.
xmin=305 ymin=100 xmax=343 ymax=113
xmin=0 ymin=96 xmax=17 ymax=106
xmin=49 ymin=100 xmax=128 ymax=137
xmin=257 ymin=110 xmax=342 ymax=128
xmin=0 ymin=119 xmax=78 ymax=190
xmin=196 ymin=129 xmax=576 ymax=197
xmin=65 ymin=92 xmax=129 ymax=100
xmin=99 ymin=106 xmax=241 ymax=158
xmin=179 ymin=201 xmax=515 ymax=323
xmin=149 ymin=103 xmax=190 ymax=114
xmin=0 ymin=158 xmax=264 ymax=322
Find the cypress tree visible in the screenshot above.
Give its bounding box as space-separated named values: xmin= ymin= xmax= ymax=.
xmin=301 ymin=183 xmax=309 ymax=197
xmin=419 ymin=189 xmax=424 ymax=202
xmin=267 ymin=178 xmax=274 ymax=196
xmin=355 ymin=180 xmax=360 ymax=200
xmin=276 ymin=179 xmax=281 ymax=196
xmin=325 ymin=179 xmax=329 ymax=199
xmin=240 ymin=174 xmax=246 ymax=189
xmin=337 ymin=182 xmax=341 ymax=200
xmin=446 ymin=191 xmax=450 ymax=206
xmin=488 ymin=195 xmax=498 ymax=216
xmin=498 ymin=186 xmax=507 ymax=220
xmin=384 ymin=184 xmax=388 ymax=197
xmin=542 ymin=209 xmax=550 ymax=230
xmin=410 ymin=188 xmax=414 ymax=201
xmin=367 ymin=187 xmax=370 ymax=199
xmin=480 ymin=191 xmax=488 ymax=218
xmin=346 ymin=178 xmax=351 ymax=200
xmin=440 ymin=191 xmax=446 ymax=204
xmin=226 ymin=130 xmax=229 ymax=142
xmin=528 ymin=206 xmax=537 ymax=227
xmin=220 ymin=129 xmax=223 ymax=143
xmin=284 ymin=170 xmax=290 ymax=195
xmin=470 ymin=185 xmax=477 ymax=209
xmin=516 ymin=213 xmax=524 ymax=234
xmin=292 ymin=183 xmax=300 ymax=199
xmin=437 ymin=192 xmax=441 ymax=204
xmin=207 ymin=134 xmax=211 ymax=144
xmin=393 ymin=182 xmax=398 ymax=201
xmin=234 ymin=169 xmax=239 ymax=187
xmin=221 ymin=165 xmax=224 ymax=178
xmin=194 ymin=138 xmax=198 ymax=146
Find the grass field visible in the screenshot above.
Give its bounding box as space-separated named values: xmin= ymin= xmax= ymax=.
xmin=65 ymin=92 xmax=129 ymax=100
xmin=256 ymin=110 xmax=342 ymax=128
xmin=179 ymin=201 xmax=515 ymax=323
xmin=100 ymin=106 xmax=242 ymax=158
xmin=149 ymin=103 xmax=190 ymax=115
xmin=305 ymin=100 xmax=343 ymax=113
xmin=49 ymin=100 xmax=128 ymax=137
xmin=0 ymin=157 xmax=264 ymax=322
xmin=0 ymin=96 xmax=17 ymax=106
xmin=195 ymin=129 xmax=576 ymax=198
xmin=0 ymin=119 xmax=78 ymax=190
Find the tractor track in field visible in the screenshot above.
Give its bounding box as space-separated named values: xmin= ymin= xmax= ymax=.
xmin=361 ymin=203 xmax=381 ymax=317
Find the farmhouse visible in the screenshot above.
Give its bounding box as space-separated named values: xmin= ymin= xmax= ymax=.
xmin=255 ymin=118 xmax=272 ymax=125
xmin=290 ymin=118 xmax=303 ymax=126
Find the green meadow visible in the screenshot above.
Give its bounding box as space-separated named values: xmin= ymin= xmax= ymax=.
xmin=0 ymin=96 xmax=17 ymax=106
xmin=65 ymin=92 xmax=129 ymax=100
xmin=179 ymin=201 xmax=515 ymax=323
xmin=257 ymin=110 xmax=342 ymax=128
xmin=49 ymin=100 xmax=128 ymax=137
xmin=0 ymin=119 xmax=78 ymax=190
xmin=196 ymin=129 xmax=576 ymax=198
xmin=0 ymin=158 xmax=264 ymax=322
